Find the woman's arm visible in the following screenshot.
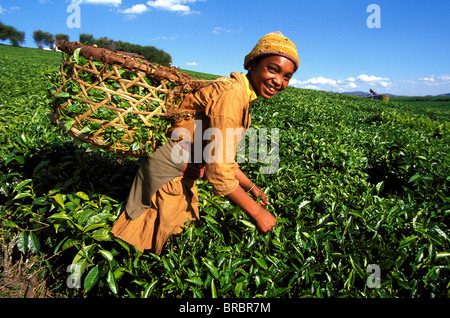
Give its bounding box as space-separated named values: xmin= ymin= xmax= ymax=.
xmin=226 ymin=185 xmax=276 ymax=233
xmin=235 ymin=168 xmax=270 ymax=206
xmin=227 ymin=168 xmax=276 ymax=233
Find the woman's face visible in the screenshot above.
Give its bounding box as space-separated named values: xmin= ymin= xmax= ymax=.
xmin=247 ymin=55 xmax=295 ymax=99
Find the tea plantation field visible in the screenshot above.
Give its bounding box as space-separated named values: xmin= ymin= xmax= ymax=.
xmin=0 ymin=44 xmax=449 ymax=298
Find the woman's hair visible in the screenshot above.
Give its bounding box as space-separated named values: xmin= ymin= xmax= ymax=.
xmin=244 ymin=31 xmax=300 ymax=72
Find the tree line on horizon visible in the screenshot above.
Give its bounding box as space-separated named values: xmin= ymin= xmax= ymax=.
xmin=0 ymin=21 xmax=172 ymax=66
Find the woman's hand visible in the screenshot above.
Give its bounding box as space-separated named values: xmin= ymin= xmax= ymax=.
xmin=226 ymin=186 xmax=276 ymax=233
xmin=249 ymin=185 xmax=270 ymax=207
xmin=253 ymin=208 xmax=277 ymax=233
xmin=231 ymin=168 xmax=276 ymax=233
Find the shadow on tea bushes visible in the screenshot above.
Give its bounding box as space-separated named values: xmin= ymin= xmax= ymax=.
xmin=1 ymin=141 xmax=140 ymax=296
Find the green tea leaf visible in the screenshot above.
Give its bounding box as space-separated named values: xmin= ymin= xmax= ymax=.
xmin=408 ymin=173 xmax=421 ymax=183
xmin=143 ymin=279 xmax=159 ymax=298
xmin=76 ymin=191 xmax=89 ymax=201
xmin=185 ymin=277 xmax=203 ymax=285
xmin=91 ymin=228 xmax=112 ymax=241
xmin=17 ymin=231 xmax=28 ymax=254
xmin=48 ymin=212 xmax=71 ymax=220
xmin=211 ymin=279 xmax=217 ymax=298
xmin=240 ymin=220 xmax=256 ymax=229
xmin=56 ymin=92 xmax=70 ymax=98
xmin=252 ymin=257 xmax=268 ymax=270
xmin=399 ymin=235 xmax=418 ymax=249
xmin=107 ymin=270 xmax=118 ymax=295
xmin=62 ymin=118 xmax=76 ymax=132
xmin=13 ymin=179 xmax=33 ymax=192
xmin=203 ymin=258 xmax=219 ymax=279
xmin=28 ymin=232 xmax=40 ymax=253
xmin=53 ymin=193 xmax=65 ymax=208
xmin=73 ymin=47 xmax=81 ymax=64
xmin=83 ymin=265 xmax=99 ymax=293
xmin=436 ymin=252 xmax=450 ymax=259
xmin=99 ymin=249 xmax=114 ymax=262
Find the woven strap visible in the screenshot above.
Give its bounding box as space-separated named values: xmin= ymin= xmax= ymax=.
xmin=56 ymin=40 xmax=208 ymax=91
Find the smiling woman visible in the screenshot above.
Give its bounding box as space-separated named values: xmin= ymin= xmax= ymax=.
xmin=110 ymin=31 xmax=300 ymax=254
xmin=246 ymin=56 xmax=295 ymax=99
xmin=244 ymin=31 xmax=299 ymax=98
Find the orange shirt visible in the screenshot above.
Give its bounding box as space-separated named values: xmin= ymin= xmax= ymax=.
xmin=114 ymin=72 xmax=258 ymax=253
xmin=168 ymin=72 xmax=258 ymax=196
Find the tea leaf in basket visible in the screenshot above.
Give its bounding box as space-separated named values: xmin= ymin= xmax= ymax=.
xmin=56 ymin=92 xmax=70 ymax=98
xmin=59 ymin=114 xmax=76 ymax=132
xmin=131 ymin=142 xmax=141 ymax=151
xmin=73 ymin=47 xmax=81 ymax=64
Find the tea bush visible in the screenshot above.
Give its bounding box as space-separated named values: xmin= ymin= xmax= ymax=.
xmin=1 ymin=45 xmax=449 ymax=298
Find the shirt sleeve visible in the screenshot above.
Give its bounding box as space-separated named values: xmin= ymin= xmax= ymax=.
xmin=203 ymin=85 xmax=247 ymax=197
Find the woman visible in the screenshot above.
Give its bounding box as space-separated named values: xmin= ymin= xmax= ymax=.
xmin=369 ymin=88 xmax=379 ymax=99
xmin=111 ymin=31 xmax=300 ymax=254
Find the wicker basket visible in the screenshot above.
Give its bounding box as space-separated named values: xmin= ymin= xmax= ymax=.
xmin=378 ymin=94 xmax=390 ymax=101
xmin=51 ymin=40 xmax=208 ymax=157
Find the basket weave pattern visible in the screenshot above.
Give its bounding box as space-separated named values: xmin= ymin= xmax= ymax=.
xmin=53 ymin=40 xmax=206 ymax=157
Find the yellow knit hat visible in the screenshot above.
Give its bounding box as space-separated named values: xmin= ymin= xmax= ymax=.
xmin=244 ymin=31 xmax=300 ymax=71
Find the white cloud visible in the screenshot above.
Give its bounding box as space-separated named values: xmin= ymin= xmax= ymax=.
xmin=418 ymin=74 xmax=450 ymax=86
xmin=303 ymin=84 xmax=321 ymax=90
xmin=186 ymin=62 xmax=198 ymax=66
xmin=146 ymin=0 xmax=200 ymax=15
xmin=345 ymin=82 xmax=358 ymax=89
xmin=122 ymin=4 xmax=148 ymax=14
xmin=356 ymin=74 xmax=392 ymax=89
xmin=356 ymin=74 xmax=390 ymax=84
xmin=290 ymin=74 xmax=448 ymax=95
xmin=302 ymin=76 xmax=337 ymax=87
xmin=72 ymin=0 xmax=121 ymax=6
xmin=152 ymin=35 xmax=178 ymax=40
xmin=213 ymin=27 xmax=231 ymax=34
xmin=292 ymin=76 xmax=360 ymax=90
xmin=0 ymin=5 xmax=20 ymax=14
xmin=290 ymin=74 xmax=392 ymax=92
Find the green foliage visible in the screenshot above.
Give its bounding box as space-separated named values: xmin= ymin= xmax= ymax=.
xmin=79 ymin=33 xmax=95 ymax=46
xmin=55 ymin=34 xmax=70 ymax=42
xmin=0 ymin=45 xmax=449 ymax=298
xmin=114 ymin=40 xmax=172 ymax=66
xmin=390 ymin=95 xmax=450 ymax=116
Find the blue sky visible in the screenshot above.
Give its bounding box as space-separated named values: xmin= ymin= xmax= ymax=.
xmin=1 ymin=0 xmax=449 ymax=96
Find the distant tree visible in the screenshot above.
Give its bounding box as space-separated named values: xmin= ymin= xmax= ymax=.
xmin=95 ymin=37 xmax=115 ymax=51
xmin=55 ymin=33 xmax=69 ymax=41
xmin=114 ymin=40 xmax=172 ymax=66
xmin=79 ymin=33 xmax=95 ymax=46
xmin=0 ymin=21 xmax=25 ymax=46
xmin=115 ymin=40 xmax=135 ymax=54
xmin=33 ymin=30 xmax=54 ymax=49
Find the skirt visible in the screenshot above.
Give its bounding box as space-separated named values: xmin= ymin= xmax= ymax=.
xmin=111 ymin=176 xmax=199 ymax=255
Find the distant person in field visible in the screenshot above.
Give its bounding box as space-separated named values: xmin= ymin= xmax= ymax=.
xmin=369 ymin=88 xmax=379 ymax=99
xmin=111 ymin=31 xmax=300 ymax=254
